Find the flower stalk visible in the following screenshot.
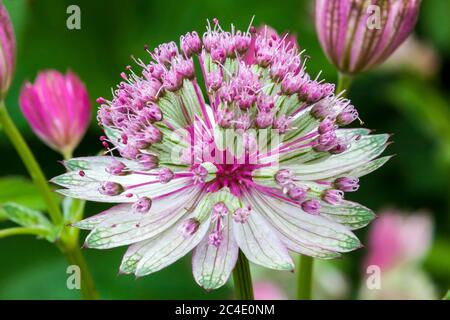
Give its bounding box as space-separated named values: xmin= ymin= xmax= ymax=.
xmin=0 ymin=101 xmax=98 ymax=299
xmin=232 ymin=251 xmax=254 ymax=300
xmin=0 ymin=101 xmax=63 ymax=225
xmin=0 ymin=226 xmax=49 ymax=239
xmin=58 ymin=241 xmax=99 ymax=300
xmin=297 ymin=254 xmax=314 ymax=300
xmin=337 ymin=73 xmax=353 ymax=97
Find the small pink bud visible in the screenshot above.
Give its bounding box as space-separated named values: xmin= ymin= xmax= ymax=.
xmin=233 ymin=207 xmax=251 ymax=224
xmin=318 ymin=117 xmax=336 ymax=134
xmin=105 ymin=160 xmax=127 ymax=176
xmin=0 ymin=4 xmax=15 ymax=99
xmin=158 ymin=167 xmax=174 ymax=184
xmin=191 ymin=164 xmax=208 ymax=183
xmin=301 ymin=199 xmax=321 ymax=215
xmin=178 ymin=218 xmax=200 ymax=237
xmin=132 ymin=197 xmax=152 ymax=214
xmin=255 ymin=110 xmax=273 ymax=129
xmin=322 ymin=189 xmax=344 ymax=205
xmin=212 ymin=202 xmax=228 ymax=219
xmin=19 ymin=70 xmax=91 ymax=157
xmin=180 ymin=31 xmax=201 ymax=57
xmin=98 ymin=181 xmax=124 ymax=196
xmin=206 ymin=71 xmax=223 ymax=92
xmin=336 ymin=105 xmax=358 ymax=126
xmin=287 ymin=185 xmax=308 ymax=201
xmin=136 ymin=153 xmax=159 ymax=170
xmin=208 ymin=230 xmax=223 ymax=247
xmin=275 ymin=169 xmax=294 ymax=186
xmin=334 ymin=177 xmax=359 ymax=192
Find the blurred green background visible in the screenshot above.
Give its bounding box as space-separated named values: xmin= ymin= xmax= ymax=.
xmin=0 ymin=0 xmax=449 ymax=299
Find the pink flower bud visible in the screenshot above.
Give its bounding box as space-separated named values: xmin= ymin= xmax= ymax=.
xmin=233 ymin=207 xmax=251 ymax=224
xmin=136 ymin=153 xmax=159 ymax=170
xmin=318 ymin=117 xmax=336 ymax=134
xmin=132 ymin=197 xmax=152 ymax=214
xmin=334 ymin=177 xmax=359 ymax=192
xmin=180 ymin=31 xmax=201 ymax=57
xmin=19 ymin=70 xmax=91 ymax=157
xmin=301 ymin=199 xmax=321 ymax=215
xmin=287 ymin=185 xmax=308 ymax=201
xmin=0 ymin=4 xmax=15 ymax=99
xmin=158 ymin=167 xmax=174 ymax=184
xmin=315 ymin=0 xmax=421 ymax=74
xmin=105 ymin=160 xmax=127 ymax=176
xmin=212 ymin=202 xmax=228 ymax=219
xmin=206 ymin=71 xmax=223 ymax=92
xmin=275 ymin=169 xmax=294 ymax=186
xmin=98 ymin=181 xmax=124 ymax=196
xmin=178 ymin=218 xmax=200 ymax=237
xmin=322 ymin=189 xmax=344 ymax=205
xmin=256 ymin=110 xmax=273 ymax=129
xmin=208 ymin=230 xmax=223 ymax=247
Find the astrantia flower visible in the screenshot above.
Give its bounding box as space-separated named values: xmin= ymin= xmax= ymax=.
xmin=315 ymin=0 xmax=421 ymax=74
xmin=19 ymin=70 xmax=91 ymax=157
xmin=51 ymin=20 xmax=390 ymax=290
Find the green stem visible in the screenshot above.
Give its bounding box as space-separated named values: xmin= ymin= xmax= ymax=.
xmin=0 ymin=102 xmax=98 ymax=299
xmin=59 ymin=241 xmax=99 ymax=300
xmin=297 ymin=255 xmax=314 ymax=300
xmin=0 ymin=102 xmax=63 ymax=225
xmin=58 ymin=145 xmax=97 ymax=299
xmin=0 ymin=227 xmax=49 ymax=239
xmin=337 ymin=72 xmax=354 ymax=97
xmin=232 ymin=251 xmax=254 ymax=300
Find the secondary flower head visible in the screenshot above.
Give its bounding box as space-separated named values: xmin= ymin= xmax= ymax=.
xmin=52 ymin=19 xmax=390 ymax=290
xmin=19 ymin=70 xmax=91 ymax=157
xmin=0 ymin=3 xmax=16 ymax=99
xmin=360 ymin=210 xmax=436 ymax=300
xmin=364 ymin=210 xmax=432 ymax=271
xmin=315 ymin=0 xmax=421 ymax=74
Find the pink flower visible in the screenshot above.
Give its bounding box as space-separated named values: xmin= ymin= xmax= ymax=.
xmin=19 ymin=70 xmax=91 ymax=157
xmin=315 ymin=0 xmax=421 ymax=74
xmin=0 ymin=3 xmax=16 ymax=99
xmin=364 ymin=210 xmax=432 ymax=271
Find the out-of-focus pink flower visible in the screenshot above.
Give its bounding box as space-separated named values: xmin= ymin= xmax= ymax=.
xmin=364 ymin=211 xmax=432 ymax=271
xmin=315 ymin=0 xmax=421 ymax=74
xmin=254 ymin=281 xmax=287 ymax=300
xmin=19 ymin=70 xmax=91 ymax=157
xmin=0 ymin=3 xmax=16 ymax=99
xmin=244 ymin=25 xmax=299 ymax=65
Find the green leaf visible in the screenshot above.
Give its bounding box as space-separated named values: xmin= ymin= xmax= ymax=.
xmin=0 ymin=203 xmax=57 ymax=242
xmin=0 ymin=177 xmax=47 ymax=212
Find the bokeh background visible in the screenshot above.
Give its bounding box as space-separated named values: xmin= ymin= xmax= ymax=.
xmin=0 ymin=0 xmax=449 ymax=299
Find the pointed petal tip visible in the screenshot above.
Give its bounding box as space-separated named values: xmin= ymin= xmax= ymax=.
xmin=117 ymin=269 xmax=127 ymax=276
xmin=202 ymin=286 xmax=214 ymax=293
